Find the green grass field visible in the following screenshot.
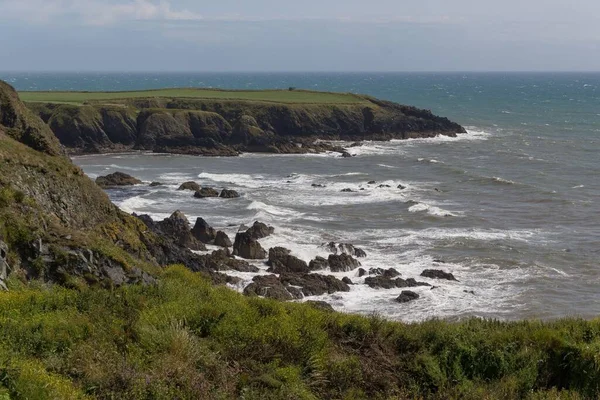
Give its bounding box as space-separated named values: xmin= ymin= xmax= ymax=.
xmin=18 ymin=88 xmax=367 ymax=105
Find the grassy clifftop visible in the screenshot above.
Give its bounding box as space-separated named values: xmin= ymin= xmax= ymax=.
xmin=23 ymin=88 xmax=466 ymax=155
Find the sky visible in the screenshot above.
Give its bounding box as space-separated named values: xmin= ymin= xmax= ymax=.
xmin=0 ymin=0 xmax=599 ymax=72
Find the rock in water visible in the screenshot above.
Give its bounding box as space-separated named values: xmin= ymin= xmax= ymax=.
xmin=194 ymin=187 xmax=220 ymax=198
xmin=396 ymin=291 xmax=420 ymax=303
xmin=243 ymin=275 xmax=302 ymax=301
xmin=328 ymin=254 xmax=361 ymax=272
xmin=206 ymin=249 xmax=259 ymax=273
xmin=342 ymin=277 xmax=354 ymax=285
xmin=178 ymin=181 xmax=201 ymax=191
xmin=421 ymin=269 xmax=458 ymax=281
xmin=149 ymin=181 xmax=163 ymax=187
xmin=309 ymin=256 xmax=329 ymax=271
xmin=155 ymin=211 xmax=206 ymax=251
xmin=95 ymin=172 xmax=142 ymax=188
xmin=267 ymin=247 xmax=310 ymax=274
xmin=279 ymin=273 xmax=350 ymax=296
xmin=214 ymin=231 xmax=232 ymax=247
xmin=246 ymin=221 xmax=274 ymax=239
xmin=191 ymin=218 xmax=216 ymax=244
xmin=233 ymin=232 xmax=267 ymax=259
xmin=219 ymin=189 xmax=241 ymax=198
xmin=365 ymin=276 xmax=430 ymax=290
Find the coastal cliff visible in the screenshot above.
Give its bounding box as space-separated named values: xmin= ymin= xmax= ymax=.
xmin=25 ymin=90 xmax=466 ymax=155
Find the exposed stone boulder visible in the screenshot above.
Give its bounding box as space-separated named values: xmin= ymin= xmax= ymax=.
xmin=397 ymin=184 xmax=406 ymax=190
xmin=311 ymin=184 xmax=326 ymax=188
xmin=341 ymin=188 xmax=355 ymax=193
xmin=324 ymin=242 xmax=367 ymax=258
xmin=178 ymin=181 xmax=201 ymax=191
xmin=194 ymin=188 xmax=220 ymax=198
xmin=365 ymin=276 xmax=430 ymax=290
xmin=266 ymin=247 xmax=310 ymax=274
xmin=214 ymin=231 xmax=232 ymax=248
xmin=369 ymin=268 xmax=401 ymax=279
xmin=191 ymin=218 xmax=216 ymax=244
xmin=396 ymin=291 xmax=420 ymax=303
xmin=358 ymin=268 xmax=367 ymax=277
xmin=233 ymin=232 xmax=267 ymax=259
xmin=328 ymin=254 xmax=361 ymax=272
xmin=246 ymin=221 xmax=274 ymax=239
xmin=421 ymin=269 xmax=458 ymax=281
xmin=243 ymin=275 xmax=302 ymax=301
xmin=309 ymin=256 xmax=328 ymax=271
xmin=95 ymin=172 xmax=142 ymax=188
xmin=280 ymin=273 xmax=350 ymax=296
xmin=154 ymin=211 xmax=206 ymax=251
xmin=342 ymin=277 xmax=353 ymax=285
xmin=368 ymin=180 xmax=377 ymax=185
xmin=149 ymin=181 xmax=163 ymax=187
xmin=219 ymin=189 xmax=240 ymax=198
xmin=206 ymin=249 xmax=259 ymax=273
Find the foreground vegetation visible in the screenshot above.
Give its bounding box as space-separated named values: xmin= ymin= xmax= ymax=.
xmin=0 ymin=265 xmax=598 ymax=399
xmin=18 ymin=88 xmax=368 ymax=105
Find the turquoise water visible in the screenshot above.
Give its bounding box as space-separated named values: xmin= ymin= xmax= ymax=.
xmin=3 ymin=72 xmax=599 ymax=321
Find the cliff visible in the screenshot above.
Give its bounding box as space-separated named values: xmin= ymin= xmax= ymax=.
xmin=25 ymin=89 xmax=466 ymax=155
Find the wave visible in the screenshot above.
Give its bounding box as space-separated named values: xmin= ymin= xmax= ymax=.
xmin=492 ymin=177 xmax=516 ymax=185
xmin=408 ymin=202 xmax=459 ymax=217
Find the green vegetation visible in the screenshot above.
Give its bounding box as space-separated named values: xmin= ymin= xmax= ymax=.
xmin=0 ymin=265 xmax=599 ymax=399
xmin=18 ymin=88 xmax=368 ymax=106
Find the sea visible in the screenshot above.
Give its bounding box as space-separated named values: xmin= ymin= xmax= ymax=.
xmin=2 ymin=72 xmax=599 ymax=322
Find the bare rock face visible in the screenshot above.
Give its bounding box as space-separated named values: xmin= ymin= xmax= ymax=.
xmin=233 ymin=232 xmax=267 ymax=259
xmin=266 ymin=247 xmax=310 ymax=274
xmin=396 ymin=291 xmax=420 ymax=303
xmin=156 ymin=211 xmax=206 ymax=251
xmin=178 ymin=181 xmax=201 ymax=191
xmin=96 ymin=172 xmax=142 ymax=188
xmin=214 ymin=231 xmax=232 ymax=247
xmin=421 ymin=269 xmax=458 ymax=281
xmin=246 ymin=221 xmax=275 ymax=239
xmin=328 ymin=254 xmax=361 ymax=272
xmin=191 ymin=218 xmax=217 ymax=244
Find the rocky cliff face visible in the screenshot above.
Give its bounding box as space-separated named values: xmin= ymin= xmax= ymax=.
xmin=27 ymin=93 xmax=466 ymax=155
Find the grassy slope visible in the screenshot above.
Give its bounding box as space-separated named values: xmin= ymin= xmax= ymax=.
xmin=18 ymin=89 xmax=368 ymax=105
xmin=0 ymin=266 xmax=598 ymax=399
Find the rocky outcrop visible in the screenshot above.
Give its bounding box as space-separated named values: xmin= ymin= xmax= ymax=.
xmin=214 ymin=231 xmax=232 ymax=247
xmin=279 ymin=273 xmax=350 ymax=296
xmin=266 ymin=247 xmax=309 ymax=274
xmin=26 ymin=92 xmax=466 ymax=156
xmin=246 ymin=221 xmax=274 ymax=239
xmin=96 ymin=172 xmax=142 ymax=188
xmin=194 ymin=188 xmax=219 ymax=198
xmin=232 ymin=232 xmax=267 ymax=259
xmin=191 ymin=218 xmax=216 ymax=244
xmin=152 ymin=211 xmax=206 ymax=251
xmin=421 ymin=269 xmax=458 ymax=281
xmin=178 ymin=181 xmax=201 ymax=191
xmin=219 ymin=189 xmax=240 ymax=198
xmin=309 ymin=256 xmax=329 ymax=271
xmin=369 ymin=268 xmax=401 ymax=279
xmin=243 ymin=275 xmax=302 ymax=301
xmin=328 ymin=254 xmax=361 ymax=272
xmin=396 ymin=291 xmax=420 ymax=303
xmin=324 ymin=242 xmax=367 ymax=258
xmin=365 ymin=276 xmax=430 ymax=290
xmin=206 ymin=249 xmax=259 ymax=273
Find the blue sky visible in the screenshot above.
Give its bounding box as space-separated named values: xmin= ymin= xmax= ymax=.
xmin=0 ymin=0 xmax=599 ymax=71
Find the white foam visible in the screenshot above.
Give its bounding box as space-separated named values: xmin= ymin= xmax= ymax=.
xmin=408 ymin=202 xmax=459 ymax=217
xmin=492 ymin=177 xmax=516 ymax=185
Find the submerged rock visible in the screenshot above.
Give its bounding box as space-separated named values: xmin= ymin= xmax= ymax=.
xmin=328 ymin=254 xmax=361 ymax=272
xmin=220 ymin=189 xmax=241 ymax=198
xmin=396 ymin=291 xmax=420 ymax=303
xmin=96 ymin=172 xmax=142 ymax=188
xmin=178 ymin=181 xmax=201 ymax=191
xmin=421 ymin=269 xmax=458 ymax=281
xmin=194 ymin=187 xmax=220 ymax=198
xmin=233 ymin=232 xmax=267 ymax=259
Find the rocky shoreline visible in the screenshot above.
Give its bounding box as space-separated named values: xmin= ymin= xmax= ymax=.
xmin=26 ymin=94 xmax=466 ymax=156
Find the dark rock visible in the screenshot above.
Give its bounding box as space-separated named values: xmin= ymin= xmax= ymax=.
xmin=191 ymin=218 xmax=216 ymax=244
xmin=324 ymin=242 xmax=367 ymax=258
xmin=464 ymin=290 xmax=476 ymax=295
xmin=309 ymin=256 xmax=328 ymax=271
xmin=328 ymin=254 xmax=361 ymax=272
xmin=341 ymin=188 xmax=354 ymax=193
xmin=358 ymin=268 xmax=367 ymax=277
xmin=305 ymin=301 xmax=335 ymax=312
xmin=341 ymin=151 xmax=353 ymax=158
xmin=433 ymin=259 xmax=446 ymax=264
xmin=194 ymin=187 xmax=220 ymax=198
xmin=246 ymin=221 xmax=275 ymax=239
xmin=96 ymin=172 xmax=142 ymax=188
xmin=396 ymin=291 xmax=420 ymax=303
xmin=369 ymin=268 xmax=401 ymax=278
xmin=354 ymin=248 xmax=367 ymax=258
xmin=156 ymin=211 xmax=206 ymax=251
xmin=243 ymin=275 xmax=301 ymax=301
xmin=220 ymin=189 xmax=240 ymax=198
xmin=342 ymin=277 xmax=353 ymax=285
xmin=280 ymin=273 xmax=350 ymax=296
xmin=149 ymin=181 xmax=163 ymax=187
xmin=207 ymin=249 xmax=259 ymax=272
xmin=365 ymin=276 xmax=430 ymax=289
xmin=368 ymin=180 xmax=377 ymax=185
xmin=266 ymin=247 xmax=309 ymax=274
xmin=397 ymin=184 xmax=406 ymax=190
xmin=378 ymin=184 xmax=391 ymax=188
xmin=421 ymin=269 xmax=458 ymax=281
xmin=233 ymin=232 xmax=267 ymax=259
xmin=214 ymin=231 xmax=232 ymax=247
xmin=178 ymin=181 xmax=201 ymax=191
xmin=311 ymin=184 xmax=326 ymax=188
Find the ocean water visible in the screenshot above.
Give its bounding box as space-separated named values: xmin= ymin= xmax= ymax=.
xmin=3 ymin=72 xmax=599 ymax=322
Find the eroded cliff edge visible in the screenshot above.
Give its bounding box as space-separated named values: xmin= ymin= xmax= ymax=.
xmin=26 ymin=91 xmax=466 ymax=155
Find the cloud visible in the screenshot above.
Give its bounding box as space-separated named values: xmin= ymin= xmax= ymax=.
xmin=0 ymin=0 xmax=203 ymax=25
